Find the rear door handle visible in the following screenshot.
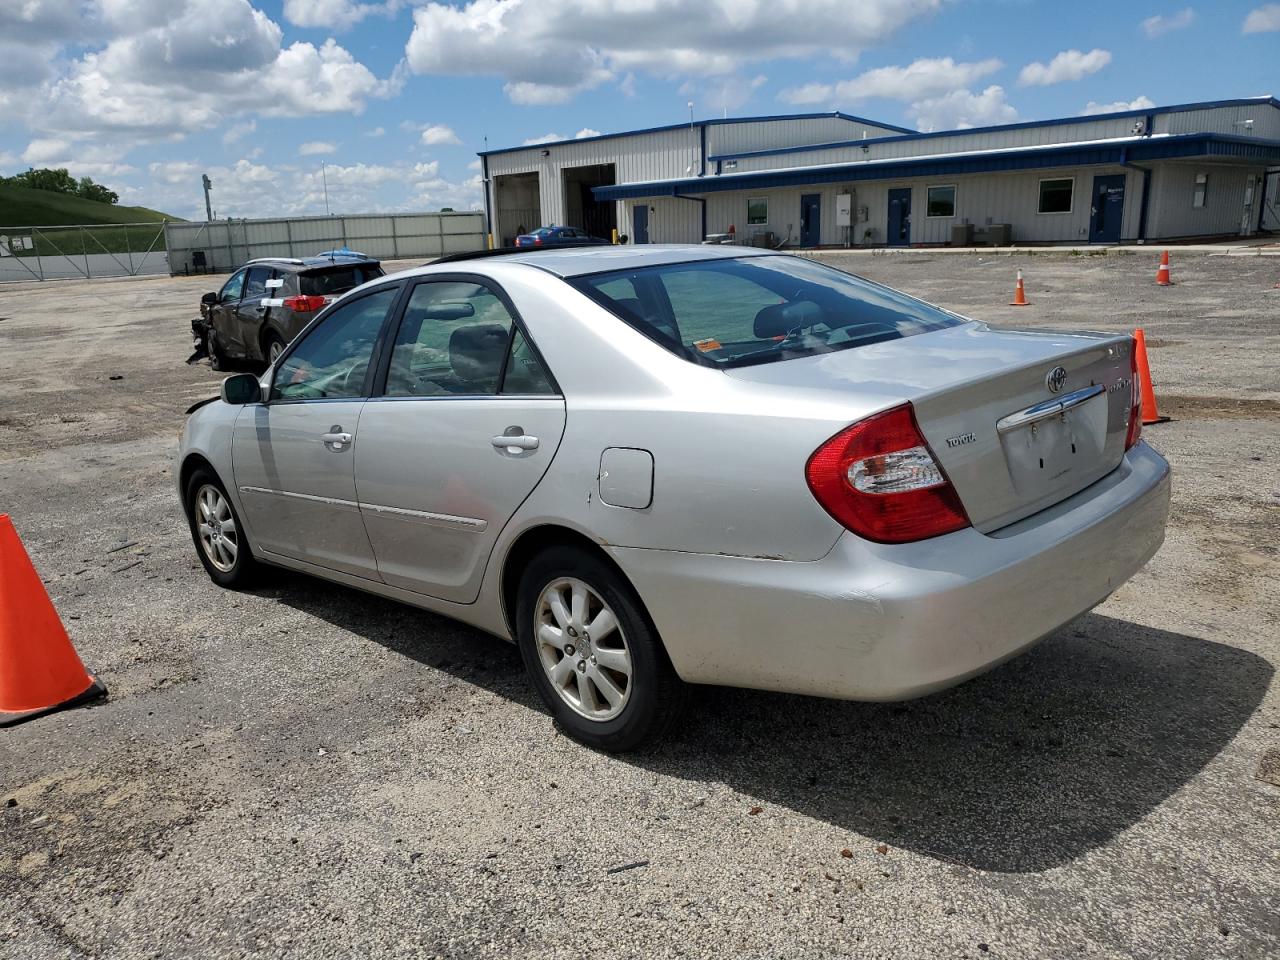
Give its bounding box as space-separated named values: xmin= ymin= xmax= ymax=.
xmin=492 ymin=434 xmax=539 ymax=452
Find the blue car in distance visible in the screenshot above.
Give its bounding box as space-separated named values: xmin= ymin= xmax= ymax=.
xmin=514 ymin=226 xmax=609 ymax=248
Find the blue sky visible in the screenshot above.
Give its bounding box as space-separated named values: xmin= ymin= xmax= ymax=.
xmin=0 ymin=0 xmax=1275 ymax=221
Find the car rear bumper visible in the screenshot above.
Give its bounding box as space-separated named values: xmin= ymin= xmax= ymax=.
xmin=610 ymin=441 xmax=1171 ymax=701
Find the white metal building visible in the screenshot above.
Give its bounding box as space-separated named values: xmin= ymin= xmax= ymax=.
xmin=480 ymin=97 xmax=1280 ymax=248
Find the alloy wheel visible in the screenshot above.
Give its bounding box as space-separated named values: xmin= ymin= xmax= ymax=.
xmin=194 ymin=484 xmax=239 ymax=573
xmin=534 ymin=577 xmax=632 ymax=722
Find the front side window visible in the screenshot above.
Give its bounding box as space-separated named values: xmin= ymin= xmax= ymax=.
xmin=220 ymin=268 xmax=246 ymax=302
xmin=747 ymin=197 xmax=768 ymax=225
xmin=1192 ymin=172 xmax=1208 ymax=208
xmin=384 ymin=280 xmax=555 ymax=397
xmin=571 ymin=256 xmax=962 ymax=369
xmin=270 ymin=286 xmax=399 ymax=401
xmin=927 ymin=185 xmax=956 ymax=218
xmin=1038 ymin=178 xmax=1074 ymax=214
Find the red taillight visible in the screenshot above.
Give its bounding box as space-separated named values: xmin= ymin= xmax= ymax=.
xmin=1125 ymin=337 xmax=1142 ymax=450
xmin=534 ymin=235 xmax=542 ymax=245
xmin=282 ymin=294 xmax=326 ymax=313
xmin=805 ymin=403 xmax=971 ymax=544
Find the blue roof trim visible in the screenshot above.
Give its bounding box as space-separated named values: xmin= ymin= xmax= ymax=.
xmin=592 ymin=133 xmax=1280 ymax=201
xmin=476 ymin=111 xmax=912 ymax=157
xmin=706 ymin=96 xmax=1280 ymax=163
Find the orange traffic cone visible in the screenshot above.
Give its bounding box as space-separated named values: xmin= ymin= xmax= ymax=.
xmin=1132 ymin=329 xmax=1167 ymax=425
xmin=1010 ymin=270 xmax=1030 ymax=306
xmin=0 ymin=515 xmax=105 ymax=726
xmin=1155 ymin=250 xmax=1172 ymax=286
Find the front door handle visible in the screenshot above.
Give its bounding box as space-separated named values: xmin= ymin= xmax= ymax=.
xmin=321 ymin=427 xmax=353 ymax=450
xmin=492 ymin=434 xmax=539 ymax=453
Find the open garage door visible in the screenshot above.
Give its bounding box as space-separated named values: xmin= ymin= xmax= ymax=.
xmin=563 ymin=164 xmax=617 ymax=240
xmin=494 ymin=172 xmax=541 ymax=246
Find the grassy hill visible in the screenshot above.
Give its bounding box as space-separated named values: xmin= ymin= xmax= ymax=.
xmin=0 ymin=183 xmax=183 ymax=257
xmin=0 ymin=182 xmax=180 ymax=227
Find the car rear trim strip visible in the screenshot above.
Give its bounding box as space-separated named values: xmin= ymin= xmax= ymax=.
xmin=359 ymin=502 xmax=488 ymax=531
xmin=996 ymin=384 xmax=1105 ymax=434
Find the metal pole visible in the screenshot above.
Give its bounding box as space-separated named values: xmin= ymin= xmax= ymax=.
xmin=124 ymin=223 xmax=134 ymax=274
xmin=285 ymin=218 xmax=294 ymax=259
xmin=390 ymin=216 xmax=400 ymax=259
xmin=321 ymin=162 xmax=330 ymax=215
xmin=82 ymin=226 xmax=90 ymax=279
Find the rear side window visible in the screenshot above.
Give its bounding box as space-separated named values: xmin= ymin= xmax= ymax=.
xmin=571 ymin=256 xmax=963 ymax=369
xmin=384 ymin=281 xmax=555 ymax=397
xmin=301 ymin=264 xmax=381 ymax=296
xmin=243 ymin=267 xmax=272 ymax=300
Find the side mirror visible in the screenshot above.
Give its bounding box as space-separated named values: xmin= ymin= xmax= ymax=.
xmin=201 ymin=292 xmax=218 ymax=305
xmin=220 ymin=373 xmax=262 ymax=405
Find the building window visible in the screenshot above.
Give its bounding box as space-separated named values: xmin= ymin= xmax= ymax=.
xmin=926 ymin=185 xmax=956 ymax=218
xmin=1192 ymin=173 xmax=1208 ymax=208
xmin=747 ymin=197 xmax=768 ymax=225
xmin=1038 ymin=178 xmax=1074 ymax=214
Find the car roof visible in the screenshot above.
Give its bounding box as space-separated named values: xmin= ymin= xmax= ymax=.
xmin=244 ymin=255 xmax=380 ymax=271
xmin=433 ymin=244 xmax=779 ymax=278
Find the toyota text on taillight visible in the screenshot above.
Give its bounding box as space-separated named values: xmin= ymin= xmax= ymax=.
xmin=805 ymin=403 xmax=970 ymax=544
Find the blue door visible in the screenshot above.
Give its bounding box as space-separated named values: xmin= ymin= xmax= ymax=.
xmin=1089 ymin=174 xmax=1125 ymax=243
xmin=887 ymin=188 xmax=912 ymax=246
xmin=632 ymin=204 xmax=649 ymax=244
xmin=800 ymin=194 xmax=821 ymax=247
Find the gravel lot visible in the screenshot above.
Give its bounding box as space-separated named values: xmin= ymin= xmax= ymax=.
xmin=2 ymin=250 xmax=1278 ymax=959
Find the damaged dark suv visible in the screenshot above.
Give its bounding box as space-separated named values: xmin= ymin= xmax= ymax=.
xmin=193 ymin=253 xmax=384 ymax=369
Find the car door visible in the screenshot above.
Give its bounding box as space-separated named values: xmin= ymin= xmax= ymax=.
xmin=210 ymin=268 xmax=247 ymax=357
xmin=230 ymin=283 xmax=403 ymax=579
xmin=354 ymin=277 xmax=566 ymax=602
xmin=234 ymin=266 xmax=274 ymax=360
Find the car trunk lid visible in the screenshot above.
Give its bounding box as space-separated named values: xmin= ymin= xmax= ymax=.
xmin=725 ymin=322 xmax=1134 ymax=532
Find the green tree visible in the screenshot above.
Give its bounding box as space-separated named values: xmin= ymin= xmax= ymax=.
xmin=76 ymin=176 xmax=119 ymax=204
xmin=12 ymin=167 xmax=78 ymax=195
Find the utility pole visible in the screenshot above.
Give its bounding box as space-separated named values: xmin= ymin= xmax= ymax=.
xmin=321 ymin=161 xmax=331 ymax=215
xmin=201 ymin=174 xmax=213 ymax=222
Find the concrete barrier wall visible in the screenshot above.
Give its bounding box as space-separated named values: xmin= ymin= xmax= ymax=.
xmin=164 ymin=212 xmax=486 ymax=275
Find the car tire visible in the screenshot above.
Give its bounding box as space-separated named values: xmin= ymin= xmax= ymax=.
xmin=185 ymin=468 xmax=261 ymax=589
xmin=516 ymin=546 xmax=686 ymax=752
xmin=264 ymin=333 xmax=286 ymax=367
xmin=207 ymin=330 xmax=227 ymax=372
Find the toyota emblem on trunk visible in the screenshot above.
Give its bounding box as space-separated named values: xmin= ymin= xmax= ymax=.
xmin=1046 ymin=365 xmax=1067 ymax=393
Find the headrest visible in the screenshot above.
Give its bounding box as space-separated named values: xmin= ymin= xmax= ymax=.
xmin=753 ymin=300 xmax=824 ymax=339
xmin=449 ymin=324 xmax=508 ymax=386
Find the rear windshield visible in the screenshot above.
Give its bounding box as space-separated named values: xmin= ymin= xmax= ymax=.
xmin=569 ymin=255 xmax=963 ymax=368
xmin=300 ymin=263 xmax=384 ymax=296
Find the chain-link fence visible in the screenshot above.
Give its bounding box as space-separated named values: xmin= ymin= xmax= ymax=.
xmin=0 ymin=223 xmax=169 ymax=282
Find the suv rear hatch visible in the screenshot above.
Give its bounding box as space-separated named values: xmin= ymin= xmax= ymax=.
xmin=727 ymin=322 xmax=1135 ymax=533
xmin=299 ymin=262 xmax=383 ymax=298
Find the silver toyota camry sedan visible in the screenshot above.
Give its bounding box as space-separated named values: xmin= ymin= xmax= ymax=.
xmin=178 ymin=245 xmax=1170 ymax=750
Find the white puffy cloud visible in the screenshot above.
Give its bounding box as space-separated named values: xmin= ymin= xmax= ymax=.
xmin=404 ymin=0 xmax=945 ymax=105
xmin=1243 ymin=4 xmax=1280 ymax=32
xmin=420 ymin=124 xmax=462 ymax=145
xmin=144 ymin=156 xmax=480 ymax=218
xmin=682 ymin=74 xmax=767 ymax=114
xmin=911 ymin=85 xmax=1017 ymax=132
xmin=1018 ymin=49 xmax=1111 ymax=87
xmin=1141 ymin=8 xmax=1195 ymax=37
xmin=299 ymin=141 xmax=337 ymax=155
xmin=223 ymin=120 xmax=257 ymax=145
xmin=521 ymin=128 xmax=605 ymax=146
xmin=1081 ymin=95 xmax=1156 ymax=115
xmin=5 ymin=0 xmax=395 ymax=142
xmin=282 ymin=0 xmax=398 ymax=31
xmin=366 ymin=126 xmax=386 ymax=137
xmin=0 ymin=0 xmax=93 ymax=43
xmin=19 ymin=137 xmax=136 ymax=178
xmin=780 ymin=57 xmax=1001 ymax=106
